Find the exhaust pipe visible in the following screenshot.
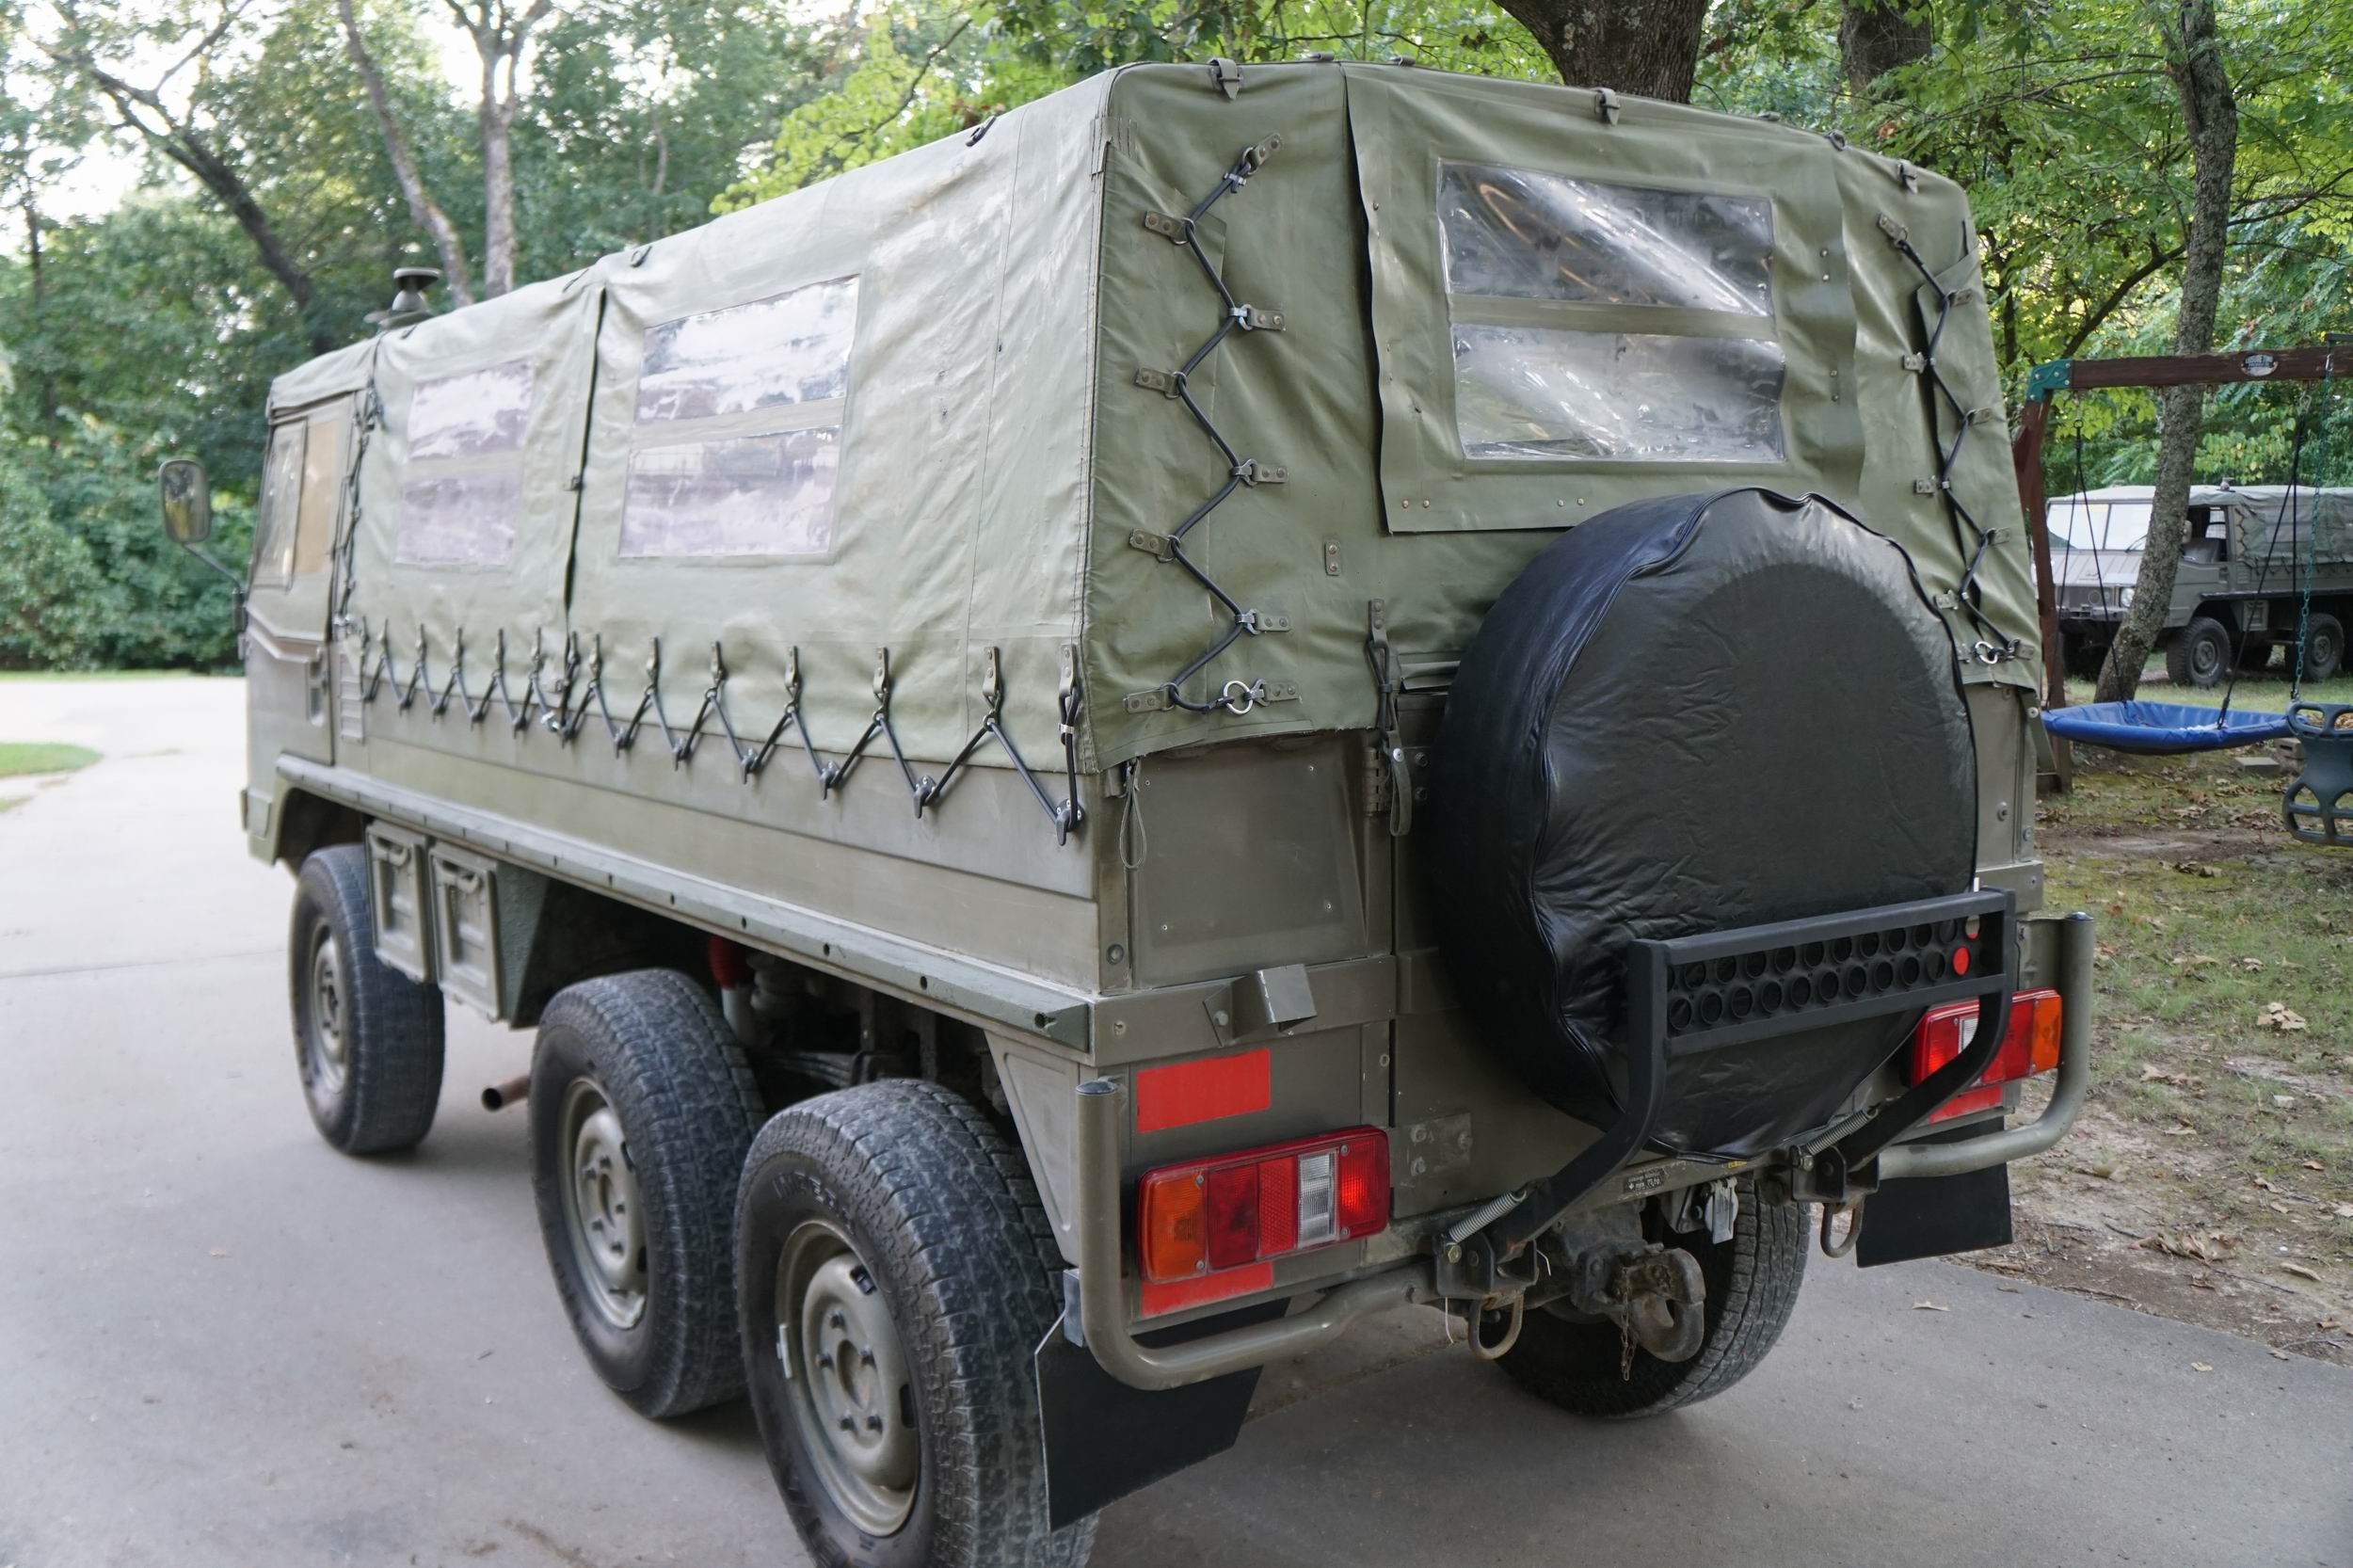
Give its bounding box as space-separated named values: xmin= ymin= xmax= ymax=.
xmin=482 ymin=1074 xmax=531 ymax=1112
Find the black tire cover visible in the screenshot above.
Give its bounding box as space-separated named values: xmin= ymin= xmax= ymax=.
xmin=1428 ymin=488 xmax=1977 ymax=1157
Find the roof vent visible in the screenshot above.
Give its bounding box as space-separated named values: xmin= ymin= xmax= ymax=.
xmin=366 ymin=265 xmax=441 ymax=331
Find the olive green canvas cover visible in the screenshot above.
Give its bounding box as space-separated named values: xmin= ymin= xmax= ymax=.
xmin=269 ymin=60 xmax=2041 ymax=802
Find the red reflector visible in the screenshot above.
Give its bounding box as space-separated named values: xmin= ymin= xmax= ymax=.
xmin=1133 ymin=1049 xmax=1271 ymax=1133
xmin=1141 ymin=1263 xmax=1273 ymax=1319
xmin=1136 ymin=1128 xmax=1389 ymax=1285
xmin=1909 ymin=989 xmax=2062 ymax=1124
xmin=1950 ymin=945 xmax=1972 ymax=976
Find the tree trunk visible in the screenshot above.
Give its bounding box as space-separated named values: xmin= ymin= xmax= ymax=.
xmin=479 ymin=75 xmax=520 ymax=297
xmin=1494 ymin=0 xmax=1712 ymax=100
xmin=1838 ymin=0 xmax=1931 ymax=93
xmin=2093 ymin=0 xmax=2239 ymax=703
xmin=23 ymin=196 xmax=58 ymax=448
xmin=337 ymin=0 xmax=477 ymax=306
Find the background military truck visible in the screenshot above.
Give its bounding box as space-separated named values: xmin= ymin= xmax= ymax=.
xmin=2048 ymin=482 xmax=2353 ymax=687
xmin=159 ymin=57 xmax=2093 ymax=1568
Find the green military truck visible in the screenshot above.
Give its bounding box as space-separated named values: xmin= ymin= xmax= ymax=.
xmin=161 ymin=57 xmax=2092 ymax=1568
xmin=2049 ymin=482 xmax=2353 ymax=687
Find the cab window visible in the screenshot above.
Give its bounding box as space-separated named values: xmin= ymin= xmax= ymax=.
xmin=251 ymin=414 xmax=345 ymax=587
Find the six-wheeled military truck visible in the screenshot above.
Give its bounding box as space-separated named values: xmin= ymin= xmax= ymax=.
xmin=161 ymin=56 xmax=2093 ymax=1568
xmin=2049 ymin=482 xmax=2353 ymax=687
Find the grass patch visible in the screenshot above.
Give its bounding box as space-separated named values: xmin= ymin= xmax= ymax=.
xmin=0 ymin=668 xmax=200 ymax=681
xmin=0 ymin=742 xmax=101 ymax=778
xmin=0 ymin=795 xmax=23 ymax=815
xmin=2038 ymin=744 xmax=2353 ymax=1236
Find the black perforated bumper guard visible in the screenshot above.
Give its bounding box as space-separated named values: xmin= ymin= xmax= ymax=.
xmin=1493 ymin=888 xmax=2017 ymax=1249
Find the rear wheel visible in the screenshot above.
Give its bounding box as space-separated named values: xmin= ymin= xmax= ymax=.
xmin=737 ymin=1080 xmax=1093 ymax=1568
xmin=290 ymin=843 xmax=444 ymax=1155
xmin=1497 ymin=1181 xmax=1806 ymax=1417
xmin=2166 ymin=616 xmax=2232 ymax=689
xmin=530 ymin=969 xmax=762 ymax=1418
xmin=2297 ymin=613 xmax=2345 ymax=683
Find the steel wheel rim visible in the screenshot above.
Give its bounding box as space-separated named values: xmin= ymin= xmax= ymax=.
xmin=2192 ymin=635 xmax=2223 ymax=680
xmin=558 ymin=1079 xmax=648 ymax=1329
xmin=302 ymin=928 xmax=348 ymax=1098
xmin=776 ymin=1220 xmax=918 ymax=1537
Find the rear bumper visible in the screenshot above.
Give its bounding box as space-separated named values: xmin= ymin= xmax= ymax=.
xmin=1879 ymin=909 xmax=2094 ymax=1179
xmin=1068 ymin=901 xmax=2095 ymax=1392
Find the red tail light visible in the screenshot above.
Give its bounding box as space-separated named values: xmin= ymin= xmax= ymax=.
xmin=1137 ymin=1128 xmax=1389 ymax=1286
xmin=1909 ymin=987 xmax=2062 ymax=1123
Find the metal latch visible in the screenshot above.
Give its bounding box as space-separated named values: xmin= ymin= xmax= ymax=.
xmin=1364 ymin=599 xmax=1412 ymax=837
xmin=1208 ymin=56 xmax=1243 ymax=99
xmin=1593 ymin=88 xmax=1620 ymax=125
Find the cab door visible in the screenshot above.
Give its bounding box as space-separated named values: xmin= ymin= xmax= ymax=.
xmin=245 ymin=397 xmax=353 ymax=770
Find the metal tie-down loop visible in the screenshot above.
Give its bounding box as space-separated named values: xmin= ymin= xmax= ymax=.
xmin=1142 ymin=137 xmax=1290 ymax=716
xmin=349 ymin=622 xmax=1084 ymax=841
xmin=1880 ymin=214 xmax=2022 ymax=664
xmin=920 ymin=648 xmax=1086 ymax=843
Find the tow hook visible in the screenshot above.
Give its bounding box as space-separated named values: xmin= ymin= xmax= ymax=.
xmin=1578 ymin=1246 xmax=1707 ymax=1369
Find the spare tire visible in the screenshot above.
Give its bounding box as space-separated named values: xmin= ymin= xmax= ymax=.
xmin=1428 ymin=488 xmax=1977 ymax=1158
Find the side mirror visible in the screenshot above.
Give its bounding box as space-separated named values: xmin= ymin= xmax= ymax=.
xmin=159 ymin=457 xmax=214 ymax=546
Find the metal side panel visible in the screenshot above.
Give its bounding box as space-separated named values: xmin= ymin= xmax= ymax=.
xmin=279 ymin=757 xmax=1094 ymax=1051
xmin=427 ymin=843 xmax=503 ymax=1017
xmin=364 ymin=823 xmax=433 ymax=983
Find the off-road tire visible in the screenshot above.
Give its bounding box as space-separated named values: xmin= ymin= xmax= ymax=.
xmin=2297 ymin=613 xmax=2345 ymax=683
xmin=2166 ymin=616 xmax=2233 ymax=689
xmin=530 ymin=969 xmax=762 ymax=1419
xmin=1497 ymin=1181 xmax=1806 ymax=1417
xmin=290 ymin=843 xmax=444 ymax=1155
xmin=736 ymin=1080 xmax=1096 ymax=1568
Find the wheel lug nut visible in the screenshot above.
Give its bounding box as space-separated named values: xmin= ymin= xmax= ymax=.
xmin=858 ymin=1348 xmax=875 ymax=1367
xmin=828 ymin=1311 xmax=845 ymax=1331
xmin=839 ymin=1416 xmax=856 ymax=1432
xmin=866 ymin=1415 xmax=884 ymax=1432
xmin=818 ymin=1352 xmax=834 ymax=1370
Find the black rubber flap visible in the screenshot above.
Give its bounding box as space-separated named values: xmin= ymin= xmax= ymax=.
xmin=1429 ymin=488 xmax=1977 ymax=1156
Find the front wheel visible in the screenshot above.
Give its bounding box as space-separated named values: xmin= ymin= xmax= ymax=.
xmin=1497 ymin=1179 xmax=1806 ymax=1417
xmin=2165 ymin=616 xmax=2233 ymax=690
xmin=736 ymin=1080 xmax=1094 ymax=1568
xmin=290 ymin=843 xmax=445 ymax=1155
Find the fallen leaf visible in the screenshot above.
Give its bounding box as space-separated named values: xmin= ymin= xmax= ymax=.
xmin=2273 ymin=1095 xmax=2299 ymax=1109
xmin=1913 ymin=1300 xmax=1950 ymax=1312
xmin=2306 ymin=1160 xmax=2326 ymax=1171
xmin=2074 ymin=1163 xmax=2118 ymax=1180
xmin=2281 ymin=1262 xmax=2323 ymax=1282
xmin=2191 ymin=1361 xmax=2214 ymax=1372
xmin=2271 ymin=1348 xmax=2293 ymax=1360
xmin=2257 ymin=1002 xmax=2309 ymax=1032
xmin=2238 ymin=954 xmax=2265 ymax=968
xmin=2270 ymin=1200 xmax=2293 ymax=1214
xmin=2254 ymin=1176 xmax=2278 ymax=1192
xmin=2332 ymin=1205 xmax=2353 ymax=1219
xmin=2321 ymin=1318 xmax=2343 ymax=1331
xmin=2172 ymin=860 xmax=2220 ymax=878
xmin=2166 ymin=1121 xmax=2200 ymax=1137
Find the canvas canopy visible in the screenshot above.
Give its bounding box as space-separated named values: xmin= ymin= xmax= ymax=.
xmin=269 ymin=60 xmax=2042 ymax=805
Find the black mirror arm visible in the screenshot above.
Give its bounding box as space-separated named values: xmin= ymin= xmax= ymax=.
xmin=177 ymin=536 xmax=245 ymax=591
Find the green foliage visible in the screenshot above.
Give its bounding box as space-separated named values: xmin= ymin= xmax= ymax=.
xmin=3 ymin=0 xmax=2351 ymax=672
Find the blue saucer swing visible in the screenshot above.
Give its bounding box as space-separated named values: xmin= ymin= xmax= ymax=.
xmin=2041 ymin=699 xmax=2290 ymax=753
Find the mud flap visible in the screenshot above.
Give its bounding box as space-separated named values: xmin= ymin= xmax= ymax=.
xmin=1033 ymin=1297 xmax=1285 ymax=1528
xmin=1856 ymin=1126 xmax=2014 ymax=1267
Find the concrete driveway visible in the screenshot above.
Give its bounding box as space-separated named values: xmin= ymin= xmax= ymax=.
xmin=2 ymin=676 xmax=2347 ymax=1568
